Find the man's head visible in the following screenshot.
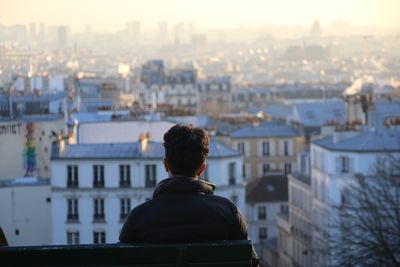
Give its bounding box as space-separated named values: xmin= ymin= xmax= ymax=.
xmin=163 ymin=124 xmax=209 ymax=177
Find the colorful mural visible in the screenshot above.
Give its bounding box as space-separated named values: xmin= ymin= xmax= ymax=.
xmin=23 ymin=122 xmax=37 ymax=176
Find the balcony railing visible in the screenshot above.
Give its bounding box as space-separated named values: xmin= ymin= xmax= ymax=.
xmin=93 ymin=213 xmax=105 ymax=222
xmin=67 ymin=214 xmax=79 ymax=222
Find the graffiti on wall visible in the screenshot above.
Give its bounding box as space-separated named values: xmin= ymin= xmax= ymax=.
xmin=23 ymin=123 xmax=36 ymax=176
xmin=0 ymin=123 xmax=23 ymax=135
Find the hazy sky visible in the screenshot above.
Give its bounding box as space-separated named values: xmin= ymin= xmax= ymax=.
xmin=1 ymin=0 xmax=399 ymax=32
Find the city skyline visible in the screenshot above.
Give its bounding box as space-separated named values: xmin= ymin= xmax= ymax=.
xmin=1 ymin=0 xmax=400 ymax=32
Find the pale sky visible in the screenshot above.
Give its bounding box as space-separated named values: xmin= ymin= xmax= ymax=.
xmin=1 ymin=0 xmax=399 ymax=32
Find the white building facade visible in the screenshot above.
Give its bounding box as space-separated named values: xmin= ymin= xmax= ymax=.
xmin=310 ymin=128 xmax=400 ymax=267
xmin=51 ymin=139 xmax=245 ymax=245
xmin=0 ymin=177 xmax=51 ymax=246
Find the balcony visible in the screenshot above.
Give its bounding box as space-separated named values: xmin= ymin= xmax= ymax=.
xmin=93 ymin=182 xmax=105 ymax=189
xmin=93 ymin=213 xmax=105 ymax=223
xmin=66 ymin=214 xmax=79 ymax=223
xmin=119 ymin=182 xmax=131 ymax=188
xmin=67 ymin=182 xmax=78 ymax=189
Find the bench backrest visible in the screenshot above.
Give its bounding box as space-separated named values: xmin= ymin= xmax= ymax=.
xmin=0 ymin=240 xmax=253 ymax=267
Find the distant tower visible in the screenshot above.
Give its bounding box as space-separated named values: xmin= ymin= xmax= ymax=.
xmin=39 ymin=22 xmax=46 ymax=41
xmin=158 ymin=21 xmax=168 ymax=44
xmin=57 ymin=25 xmax=68 ymax=51
xmin=29 ymin=23 xmax=37 ymax=41
xmin=310 ymin=18 xmax=321 ymax=37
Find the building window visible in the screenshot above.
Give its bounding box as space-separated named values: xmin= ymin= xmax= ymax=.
xmin=93 ymin=231 xmax=106 ymax=244
xmin=262 ymin=141 xmax=270 ymax=156
xmin=284 ymin=162 xmax=292 ymax=175
xmin=93 ymin=198 xmax=105 ymax=221
xmin=67 ymin=165 xmax=78 ymax=188
xmin=237 ymin=142 xmax=245 ymax=155
xmin=120 ymin=198 xmax=131 ymax=220
xmin=228 ymin=162 xmax=236 ymax=185
xmin=258 ymin=206 xmax=267 ymax=220
xmin=67 ymin=231 xmax=79 ymax=245
xmin=67 ymin=198 xmax=79 ymax=222
xmin=263 ymin=163 xmax=270 ymax=175
xmin=119 ymin=165 xmax=131 ymax=188
xmin=242 ymin=164 xmax=246 ymax=179
xmin=145 ymin=164 xmax=157 ymax=187
xmin=93 ymin=165 xmax=105 ymax=188
xmin=259 ymin=227 xmax=267 ymax=240
xmin=284 ymin=140 xmax=289 ymax=156
xmin=339 ymin=156 xmax=350 ymax=173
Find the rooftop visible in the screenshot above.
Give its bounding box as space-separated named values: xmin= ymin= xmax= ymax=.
xmin=292 ymin=99 xmax=345 ymax=127
xmin=313 ymin=128 xmax=400 ymax=152
xmin=246 ymin=175 xmax=288 ymax=203
xmin=290 ymin=172 xmax=311 ymax=186
xmin=9 ymin=92 xmax=66 ymax=103
xmin=0 ymin=177 xmax=50 ymax=188
xmin=230 ymin=121 xmax=300 ymax=138
xmin=52 ymin=139 xmax=240 ymax=160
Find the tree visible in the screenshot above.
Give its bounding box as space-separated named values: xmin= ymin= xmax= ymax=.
xmin=331 ymin=156 xmax=400 ymax=267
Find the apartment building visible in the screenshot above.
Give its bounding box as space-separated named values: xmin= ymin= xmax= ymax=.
xmin=50 ymin=138 xmax=245 ymax=245
xmin=230 ymin=121 xmax=305 ymax=179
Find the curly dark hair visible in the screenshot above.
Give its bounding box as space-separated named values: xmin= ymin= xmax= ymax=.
xmin=163 ymin=124 xmax=209 ymax=177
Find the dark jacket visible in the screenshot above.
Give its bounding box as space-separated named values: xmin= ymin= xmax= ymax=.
xmin=119 ymin=176 xmax=248 ymax=242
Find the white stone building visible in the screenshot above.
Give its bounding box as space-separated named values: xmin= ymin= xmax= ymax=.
xmin=310 ymin=127 xmax=400 ymax=266
xmin=0 ymin=177 xmax=51 ymax=246
xmin=76 ymin=120 xmax=176 ymax=144
xmin=50 ymin=138 xmax=245 ymax=245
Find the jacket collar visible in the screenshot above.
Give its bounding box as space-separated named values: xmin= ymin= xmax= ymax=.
xmin=153 ymin=176 xmax=216 ymax=198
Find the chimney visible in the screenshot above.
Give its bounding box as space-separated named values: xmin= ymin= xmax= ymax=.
xmin=139 ymin=132 xmax=150 ymax=153
xmin=58 ymin=134 xmax=65 ymax=153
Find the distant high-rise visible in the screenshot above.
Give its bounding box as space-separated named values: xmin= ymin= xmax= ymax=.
xmin=158 ymin=21 xmax=168 ymax=44
xmin=29 ymin=23 xmax=37 ymax=41
xmin=38 ymin=22 xmax=46 ymax=41
xmin=57 ymin=25 xmax=68 ymax=51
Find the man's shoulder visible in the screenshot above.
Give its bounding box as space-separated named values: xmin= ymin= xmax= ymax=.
xmin=130 ymin=194 xmax=237 ymax=215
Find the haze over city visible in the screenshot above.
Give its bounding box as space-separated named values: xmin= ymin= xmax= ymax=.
xmin=2 ymin=0 xmax=400 ymax=32
xmin=0 ymin=1 xmax=400 ymax=267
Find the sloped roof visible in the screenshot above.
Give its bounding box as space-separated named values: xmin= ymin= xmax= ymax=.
xmin=293 ymin=100 xmax=345 ymax=127
xmin=52 ymin=140 xmax=240 ymax=160
xmin=246 ymin=175 xmax=288 ymax=203
xmin=230 ymin=122 xmax=300 ymax=138
xmin=312 ymin=129 xmax=400 ymax=152
xmin=208 ymin=140 xmax=241 ymax=158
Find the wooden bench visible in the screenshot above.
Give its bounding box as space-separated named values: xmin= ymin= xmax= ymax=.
xmin=0 ymin=240 xmax=255 ymax=267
